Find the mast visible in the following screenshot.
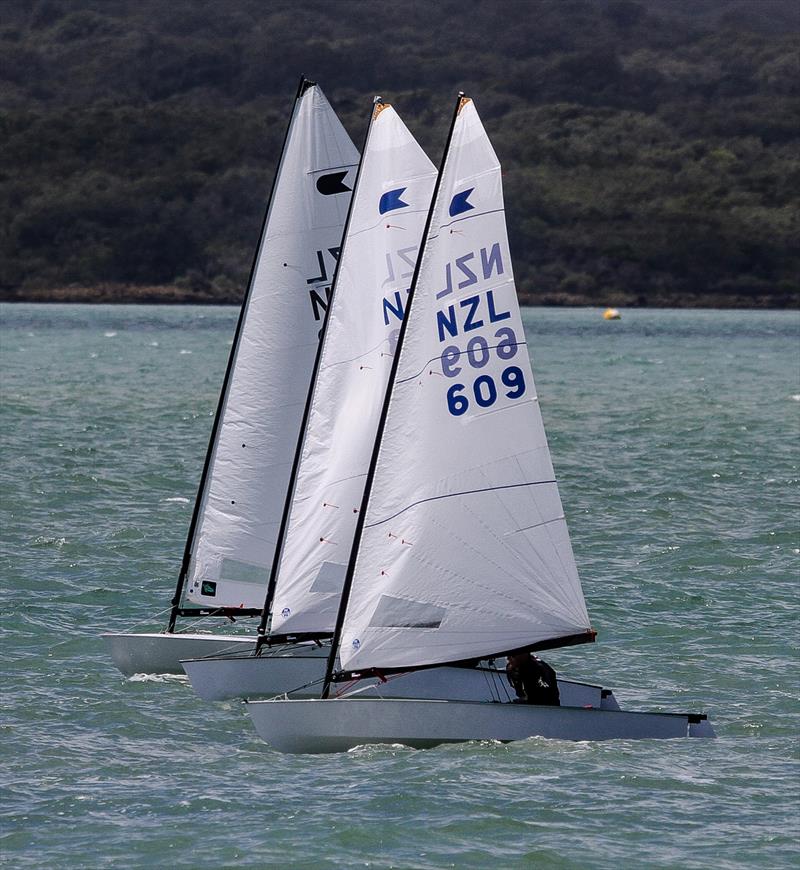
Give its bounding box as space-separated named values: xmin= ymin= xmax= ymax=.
xmin=167 ymin=76 xmax=314 ymax=632
xmin=255 ymin=96 xmax=385 ymax=650
xmin=321 ymin=93 xmax=467 ymax=697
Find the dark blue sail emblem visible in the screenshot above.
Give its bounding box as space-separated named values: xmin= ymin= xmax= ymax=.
xmin=379 ymin=187 xmax=409 ymax=215
xmin=316 ymin=171 xmax=352 ymax=196
xmin=449 ymin=187 xmax=475 ymax=217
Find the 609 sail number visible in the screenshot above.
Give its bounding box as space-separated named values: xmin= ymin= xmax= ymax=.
xmin=440 ymin=326 xmax=527 ymax=417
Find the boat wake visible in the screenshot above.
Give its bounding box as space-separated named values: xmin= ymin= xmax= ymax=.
xmin=128 ymin=672 xmax=188 ymax=684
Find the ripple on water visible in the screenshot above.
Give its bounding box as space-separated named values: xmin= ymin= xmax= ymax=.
xmin=1 ymin=305 xmax=798 ymax=869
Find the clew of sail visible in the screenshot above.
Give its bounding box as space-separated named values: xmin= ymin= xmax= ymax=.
xmin=339 ymin=97 xmax=592 ymax=673
xmin=185 ymin=84 xmax=359 ymax=610
xmin=269 ymin=102 xmax=437 ymax=636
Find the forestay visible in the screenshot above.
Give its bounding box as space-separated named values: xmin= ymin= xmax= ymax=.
xmin=186 ymin=84 xmax=359 ymax=609
xmin=270 ymin=103 xmax=437 ymax=635
xmin=339 ymin=98 xmax=592 ymax=672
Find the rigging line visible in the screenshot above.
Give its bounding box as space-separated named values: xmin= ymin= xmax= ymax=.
xmin=365 ymin=479 xmax=557 ymax=528
xmin=493 ymin=666 xmax=508 ymax=703
xmin=123 ymin=606 xmax=174 ymax=632
xmin=394 ymin=338 xmax=528 ymax=386
xmin=173 ymin=610 xmax=258 ymax=633
xmin=481 ymin=664 xmax=499 ymax=702
xmin=272 ymin=675 xmax=326 ymax=699
xmin=316 ymin=336 xmax=394 ymax=370
xmin=347 ymin=206 xmax=432 ymax=239
xmin=306 ymin=162 xmax=359 ymax=175
xmin=435 ymin=207 xmax=506 ymax=233
xmin=511 ymin=515 xmax=566 ymax=535
xmin=260 ymin=639 xmax=330 ymax=657
xmin=338 ymin=671 xmax=411 ymax=698
xmin=193 ymin=641 xmax=258 ymax=660
xmin=495 ymin=665 xmax=513 ymax=703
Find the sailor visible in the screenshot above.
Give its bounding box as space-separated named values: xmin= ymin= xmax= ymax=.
xmin=505 ymin=652 xmax=560 ymax=706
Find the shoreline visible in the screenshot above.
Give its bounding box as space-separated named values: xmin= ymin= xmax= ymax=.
xmin=1 ymin=285 xmax=798 ymax=310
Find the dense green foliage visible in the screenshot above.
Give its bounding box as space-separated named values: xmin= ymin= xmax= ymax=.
xmin=1 ymin=0 xmax=798 ymax=306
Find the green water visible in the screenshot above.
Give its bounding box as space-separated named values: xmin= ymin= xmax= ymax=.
xmin=1 ymin=304 xmax=798 ymax=868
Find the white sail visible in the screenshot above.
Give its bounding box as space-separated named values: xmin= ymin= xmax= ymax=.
xmin=270 ymin=103 xmax=437 ymax=635
xmin=339 ymin=98 xmax=592 ymax=672
xmin=186 ymin=84 xmax=359 ymax=609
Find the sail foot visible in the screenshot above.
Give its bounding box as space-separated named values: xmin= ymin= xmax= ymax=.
xmin=332 ymin=629 xmax=596 ymax=683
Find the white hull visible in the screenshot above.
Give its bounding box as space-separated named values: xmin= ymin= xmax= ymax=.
xmin=246 ymin=697 xmax=715 ymax=753
xmin=181 ymin=649 xmax=618 ymax=709
xmin=102 ymin=632 xmax=257 ymax=676
xmin=182 ymin=646 xmax=329 ymax=698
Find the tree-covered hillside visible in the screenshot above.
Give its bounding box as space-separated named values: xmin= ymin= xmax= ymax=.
xmin=1 ymin=0 xmax=798 ymax=307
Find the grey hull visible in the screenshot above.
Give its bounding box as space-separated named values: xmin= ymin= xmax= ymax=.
xmin=102 ymin=632 xmax=257 ymax=676
xmin=246 ymin=697 xmax=715 ymax=754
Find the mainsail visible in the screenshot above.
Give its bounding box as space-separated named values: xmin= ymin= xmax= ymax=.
xmin=183 ymin=82 xmax=359 ymax=612
xmin=337 ymin=96 xmax=593 ymax=674
xmin=268 ymin=102 xmax=437 ymax=636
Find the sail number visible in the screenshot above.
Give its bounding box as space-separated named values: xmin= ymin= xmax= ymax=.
xmin=446 ymin=366 xmax=526 ymax=416
xmin=440 ymin=327 xmax=526 ymax=416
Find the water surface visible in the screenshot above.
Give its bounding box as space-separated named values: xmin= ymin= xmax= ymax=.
xmin=1 ymin=304 xmax=798 ymax=868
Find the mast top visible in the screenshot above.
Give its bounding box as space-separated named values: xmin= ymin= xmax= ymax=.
xmin=298 ymin=76 xmax=317 ymax=96
xmin=372 ymin=96 xmax=391 ymax=119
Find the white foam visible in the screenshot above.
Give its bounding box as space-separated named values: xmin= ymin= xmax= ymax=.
xmin=128 ymin=673 xmax=188 ymax=683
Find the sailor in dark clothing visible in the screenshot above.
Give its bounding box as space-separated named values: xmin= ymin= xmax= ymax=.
xmin=506 ymin=652 xmax=561 ymax=705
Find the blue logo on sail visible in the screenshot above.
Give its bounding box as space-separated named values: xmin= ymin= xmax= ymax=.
xmin=379 ymin=188 xmax=409 ymax=215
xmin=352 ymin=638 xmax=361 ymax=650
xmin=449 ymin=188 xmax=475 ymax=217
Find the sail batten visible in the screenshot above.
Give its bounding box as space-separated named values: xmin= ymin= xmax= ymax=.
xmin=364 ymin=480 xmax=558 ymax=528
xmin=336 ymin=96 xmax=592 ymax=673
xmin=183 ymin=84 xmax=359 ymax=611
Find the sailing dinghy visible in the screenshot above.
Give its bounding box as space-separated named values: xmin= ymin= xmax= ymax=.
xmin=103 ymin=79 xmax=359 ymax=675
xmin=247 ymin=94 xmax=714 ymax=751
xmin=182 ymin=98 xmax=622 ymax=711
